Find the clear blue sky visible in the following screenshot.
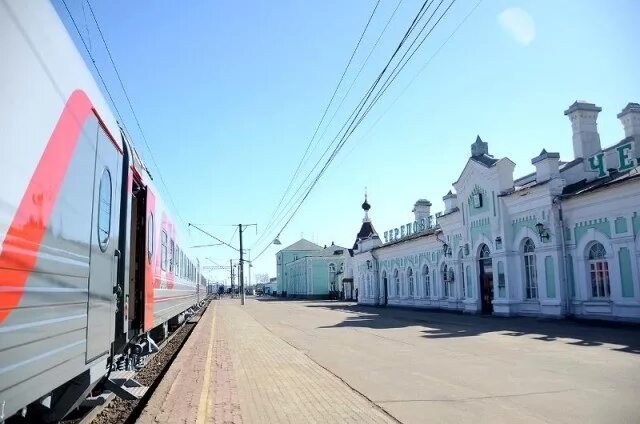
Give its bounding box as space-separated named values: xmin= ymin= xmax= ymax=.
xmin=54 ymin=0 xmax=639 ymax=283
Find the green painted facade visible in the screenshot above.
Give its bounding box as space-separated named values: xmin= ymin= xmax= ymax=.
xmin=466 ymin=265 xmax=472 ymax=298
xmin=467 ymin=185 xmax=489 ymax=217
xmin=567 ymin=254 xmax=575 ymax=297
xmin=512 ymin=215 xmax=537 ymax=242
xmin=470 ymin=217 xmax=491 ymax=246
xmin=545 ymin=256 xmax=556 ymax=298
xmin=618 ymin=247 xmax=634 ymax=298
xmin=614 ymin=217 xmax=628 ymax=234
xmin=633 ymin=212 xmax=640 ymax=235
xmin=574 ymin=218 xmax=611 ymax=243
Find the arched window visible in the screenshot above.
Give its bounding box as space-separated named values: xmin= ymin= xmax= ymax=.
xmin=442 ymin=264 xmax=452 ymax=297
xmin=588 ymin=242 xmax=610 ymax=298
xmin=480 ymin=244 xmax=491 ymax=259
xmin=422 ymin=265 xmax=430 ymax=297
xmin=97 ymin=169 xmax=112 ymax=252
xmin=407 ymin=267 xmax=414 ymax=297
xmin=394 ymin=269 xmax=400 ymax=296
xmin=523 ymin=238 xmax=538 ymax=299
xmin=329 ymin=263 xmax=336 ymax=291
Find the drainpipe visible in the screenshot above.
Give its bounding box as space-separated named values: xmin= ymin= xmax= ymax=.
xmin=553 ymin=196 xmax=571 ymax=316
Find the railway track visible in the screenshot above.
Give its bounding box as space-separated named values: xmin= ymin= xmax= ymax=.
xmin=64 ymin=300 xmax=211 ymax=424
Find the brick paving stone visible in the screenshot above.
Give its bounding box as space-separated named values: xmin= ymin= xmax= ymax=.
xmin=137 ymin=300 xmax=394 ymax=424
xmin=217 ymin=300 xmax=395 ymax=424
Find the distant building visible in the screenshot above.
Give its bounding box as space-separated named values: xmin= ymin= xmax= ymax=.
xmin=352 ymin=101 xmax=640 ymax=322
xmin=264 ymin=277 xmax=277 ymax=295
xmin=276 ymin=239 xmax=348 ymax=298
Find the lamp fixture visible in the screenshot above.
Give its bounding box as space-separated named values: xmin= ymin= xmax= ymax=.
xmin=273 ymin=236 xmax=282 ymax=245
xmin=535 ymin=222 xmax=550 ymax=241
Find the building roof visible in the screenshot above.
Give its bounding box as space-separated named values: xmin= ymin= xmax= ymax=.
xmin=562 ymin=165 xmax=640 ymax=197
xmin=316 ymin=245 xmax=348 ymax=257
xmin=371 ymin=227 xmax=439 ymax=251
xmin=353 ymin=221 xmax=379 ymax=249
xmin=470 ymin=154 xmax=499 ymax=167
xmin=280 ymin=238 xmax=323 ymax=252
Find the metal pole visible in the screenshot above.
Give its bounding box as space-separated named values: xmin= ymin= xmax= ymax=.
xmin=230 ymin=259 xmax=234 ymax=297
xmin=239 ymin=224 xmax=245 ymax=305
xmin=247 ymin=250 xmax=252 ymax=292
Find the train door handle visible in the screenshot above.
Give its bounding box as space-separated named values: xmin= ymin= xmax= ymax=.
xmin=113 ymin=249 xmax=121 ymax=293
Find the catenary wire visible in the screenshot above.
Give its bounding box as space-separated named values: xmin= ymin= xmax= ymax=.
xmin=252 ymin=0 xmax=382 ymax=249
xmin=84 ymin=0 xmax=187 ymax=226
xmin=256 ymin=0 xmax=435 ymax=249
xmin=253 ymin=0 xmax=450 ymax=261
xmin=336 ymin=0 xmax=483 ymax=169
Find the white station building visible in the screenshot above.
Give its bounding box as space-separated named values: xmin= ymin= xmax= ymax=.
xmin=351 ymin=100 xmax=640 ymax=322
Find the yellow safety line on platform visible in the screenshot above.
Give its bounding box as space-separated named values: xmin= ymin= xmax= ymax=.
xmin=196 ymin=303 xmax=217 ymax=424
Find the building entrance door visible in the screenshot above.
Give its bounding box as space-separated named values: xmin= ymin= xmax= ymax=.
xmin=478 ymin=244 xmax=493 ymax=314
xmin=383 ymin=276 xmax=388 ymax=305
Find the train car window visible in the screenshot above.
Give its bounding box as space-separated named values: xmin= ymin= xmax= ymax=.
xmin=97 ymin=168 xmax=112 ymax=252
xmin=147 ymin=213 xmax=154 ymax=262
xmin=161 ymin=230 xmax=168 ymax=271
xmin=169 ymin=239 xmax=174 ymax=272
xmin=175 ymin=247 xmax=180 ymax=276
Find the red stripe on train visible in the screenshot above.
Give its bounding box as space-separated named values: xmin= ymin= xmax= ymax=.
xmin=0 ymin=90 xmax=94 ymax=323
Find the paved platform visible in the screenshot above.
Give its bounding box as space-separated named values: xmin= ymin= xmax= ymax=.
xmin=242 ymin=299 xmax=640 ymax=424
xmin=137 ymin=300 xmax=394 ymax=423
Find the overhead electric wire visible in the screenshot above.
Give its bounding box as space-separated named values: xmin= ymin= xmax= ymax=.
xmin=263 ymin=0 xmax=440 ymax=230
xmin=336 ymin=0 xmax=483 ymax=168
xmin=84 ymin=0 xmax=187 ymax=227
xmin=289 ymin=0 xmax=404 ymax=192
xmin=255 ymin=0 xmax=434 ymax=250
xmin=60 ymin=0 xmax=132 ymax=146
xmin=252 ymin=0 xmax=382 ymax=249
xmin=253 ymin=0 xmax=456 ymax=261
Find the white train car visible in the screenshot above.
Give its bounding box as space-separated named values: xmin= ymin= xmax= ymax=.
xmin=0 ymin=1 xmax=205 ymax=421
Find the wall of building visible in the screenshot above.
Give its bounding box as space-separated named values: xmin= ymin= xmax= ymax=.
xmin=352 ymin=100 xmax=640 ymax=322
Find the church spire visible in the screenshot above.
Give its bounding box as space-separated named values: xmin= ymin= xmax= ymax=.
xmin=361 ymin=187 xmax=371 ymax=222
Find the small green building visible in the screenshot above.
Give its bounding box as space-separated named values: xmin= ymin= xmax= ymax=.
xmin=276 ymin=239 xmax=347 ymax=298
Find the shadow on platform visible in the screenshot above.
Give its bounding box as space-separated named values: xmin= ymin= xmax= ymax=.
xmin=304 ymin=302 xmax=640 ymax=355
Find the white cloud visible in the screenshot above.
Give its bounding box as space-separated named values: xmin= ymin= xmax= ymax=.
xmin=498 ymin=7 xmax=536 ymax=46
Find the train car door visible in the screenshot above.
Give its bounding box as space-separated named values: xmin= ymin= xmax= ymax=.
xmin=86 ymin=125 xmax=122 ymax=362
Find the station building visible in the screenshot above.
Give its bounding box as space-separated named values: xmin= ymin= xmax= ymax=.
xmin=276 ymin=239 xmax=349 ymax=298
xmin=351 ymin=101 xmax=640 ymax=321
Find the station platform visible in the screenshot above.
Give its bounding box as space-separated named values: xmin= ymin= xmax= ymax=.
xmin=137 ymin=299 xmax=393 ymax=423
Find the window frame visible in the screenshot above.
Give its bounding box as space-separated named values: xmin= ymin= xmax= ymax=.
xmin=97 ymin=168 xmax=112 ymax=252
xmin=169 ymin=238 xmax=175 ymax=273
xmin=407 ymin=267 xmax=414 ymax=297
xmin=422 ymin=265 xmax=430 ymax=297
xmin=394 ymin=269 xmax=400 ymax=297
xmin=523 ymin=238 xmax=538 ymax=299
xmin=588 ymin=242 xmax=610 ymax=299
xmin=161 ymin=230 xmax=168 ymax=271
xmin=147 ymin=212 xmax=154 ymax=262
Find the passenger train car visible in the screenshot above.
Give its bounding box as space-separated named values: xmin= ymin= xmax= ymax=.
xmin=0 ymin=1 xmax=206 ymax=421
